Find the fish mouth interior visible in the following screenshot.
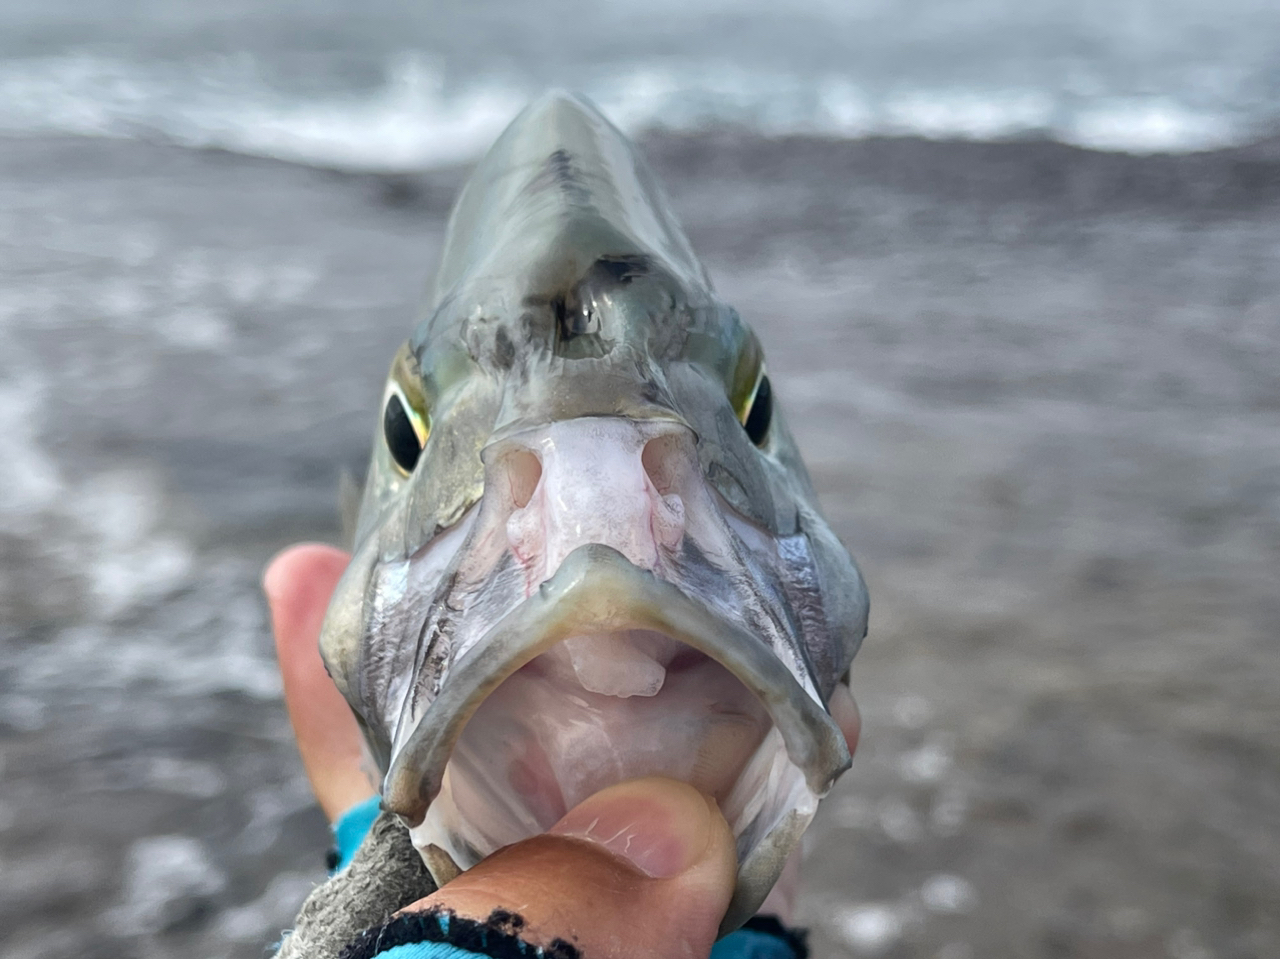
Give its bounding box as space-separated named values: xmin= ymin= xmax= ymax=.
xmin=390 ymin=544 xmax=846 ymax=926
xmin=423 ymin=628 xmax=778 ymax=855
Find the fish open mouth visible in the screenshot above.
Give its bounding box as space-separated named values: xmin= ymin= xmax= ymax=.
xmin=430 ymin=629 xmax=772 ymax=846
xmin=383 ymin=543 xmax=850 ymax=928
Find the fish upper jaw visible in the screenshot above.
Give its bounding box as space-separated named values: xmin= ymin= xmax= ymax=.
xmin=462 ymin=416 xmax=726 ymax=604
xmin=497 ymin=418 xmax=689 ymax=592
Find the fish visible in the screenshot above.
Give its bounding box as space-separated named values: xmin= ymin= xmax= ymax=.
xmin=319 ymin=91 xmax=869 ymax=931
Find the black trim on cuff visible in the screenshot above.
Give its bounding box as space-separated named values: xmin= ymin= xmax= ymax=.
xmin=339 ymin=908 xmax=580 ymax=959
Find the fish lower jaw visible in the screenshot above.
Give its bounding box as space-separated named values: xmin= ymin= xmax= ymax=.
xmin=417 ymin=632 xmax=774 ymax=855
xmin=407 ymin=629 xmax=822 ymax=935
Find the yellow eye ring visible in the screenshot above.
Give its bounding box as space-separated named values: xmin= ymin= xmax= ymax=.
xmin=383 ymin=380 xmax=430 ymax=475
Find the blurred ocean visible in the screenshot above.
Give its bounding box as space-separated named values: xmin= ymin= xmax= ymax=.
xmin=2 ymin=0 xmax=1279 ymax=168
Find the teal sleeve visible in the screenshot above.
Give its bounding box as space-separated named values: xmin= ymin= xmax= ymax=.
xmin=368 ymin=936 xmax=796 ymax=959
xmin=331 ymin=794 xmax=383 ymax=872
xmin=367 ymin=945 xmax=485 ymax=959
xmin=711 ymin=928 xmax=802 ymax=959
xmin=359 ymin=928 xmax=799 ymax=959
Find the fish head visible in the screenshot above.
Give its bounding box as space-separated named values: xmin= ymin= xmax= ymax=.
xmin=320 ymin=92 xmax=869 ymax=930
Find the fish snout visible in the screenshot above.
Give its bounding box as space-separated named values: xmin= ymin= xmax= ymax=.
xmin=491 ymin=417 xmax=694 ymax=587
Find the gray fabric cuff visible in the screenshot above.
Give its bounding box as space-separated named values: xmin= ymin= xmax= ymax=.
xmin=274 ymin=810 xmax=438 ymax=959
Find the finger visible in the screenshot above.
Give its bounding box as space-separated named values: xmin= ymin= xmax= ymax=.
xmin=831 ymin=681 xmax=861 ymax=756
xmin=265 ymin=542 xmax=375 ymax=821
xmin=404 ymin=777 xmax=738 ymax=959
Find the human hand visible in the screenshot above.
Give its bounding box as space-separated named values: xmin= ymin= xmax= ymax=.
xmin=265 ymin=543 xmax=859 ymax=958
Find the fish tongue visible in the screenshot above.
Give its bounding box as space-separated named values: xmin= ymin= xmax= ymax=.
xmin=563 ymin=633 xmax=666 ymax=698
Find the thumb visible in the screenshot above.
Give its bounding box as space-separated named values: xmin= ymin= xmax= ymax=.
xmin=405 ymin=777 xmax=738 ymax=959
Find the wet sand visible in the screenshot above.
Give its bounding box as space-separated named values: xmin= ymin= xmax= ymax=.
xmin=1 ymin=130 xmax=1277 ymax=958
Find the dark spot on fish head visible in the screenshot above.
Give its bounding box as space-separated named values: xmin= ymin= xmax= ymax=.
xmin=524 ymin=149 xmax=592 ymax=206
xmin=592 ymin=254 xmax=651 ymax=285
xmin=548 ymin=148 xmax=573 ymax=178
xmin=493 ymin=327 xmax=516 ymax=370
xmin=554 ymin=295 xmax=600 ymax=339
xmin=518 ymin=303 xmax=556 ymax=341
xmin=552 ymin=291 xmax=612 ymax=358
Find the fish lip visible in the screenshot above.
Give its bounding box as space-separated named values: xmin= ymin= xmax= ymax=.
xmin=383 ymin=541 xmax=851 ymax=826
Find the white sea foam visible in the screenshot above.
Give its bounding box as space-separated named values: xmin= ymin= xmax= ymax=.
xmin=1069 ymin=98 xmax=1240 ymax=153
xmin=0 ymin=52 xmax=1265 ymax=172
xmin=832 ymin=902 xmax=906 ymax=955
xmin=0 ymin=374 xmax=65 ymax=525
xmin=107 ymin=836 xmax=226 ymax=935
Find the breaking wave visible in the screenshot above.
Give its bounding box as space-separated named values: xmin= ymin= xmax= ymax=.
xmin=0 ymin=51 xmax=1270 ymax=172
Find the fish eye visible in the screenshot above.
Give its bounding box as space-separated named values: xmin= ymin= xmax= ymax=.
xmin=383 ymin=384 xmax=429 ymax=475
xmin=728 ymin=334 xmax=770 ymax=447
xmin=740 ymin=371 xmax=772 ymax=447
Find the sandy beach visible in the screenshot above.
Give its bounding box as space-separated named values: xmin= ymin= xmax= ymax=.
xmin=1 ymin=129 xmax=1277 ymax=958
